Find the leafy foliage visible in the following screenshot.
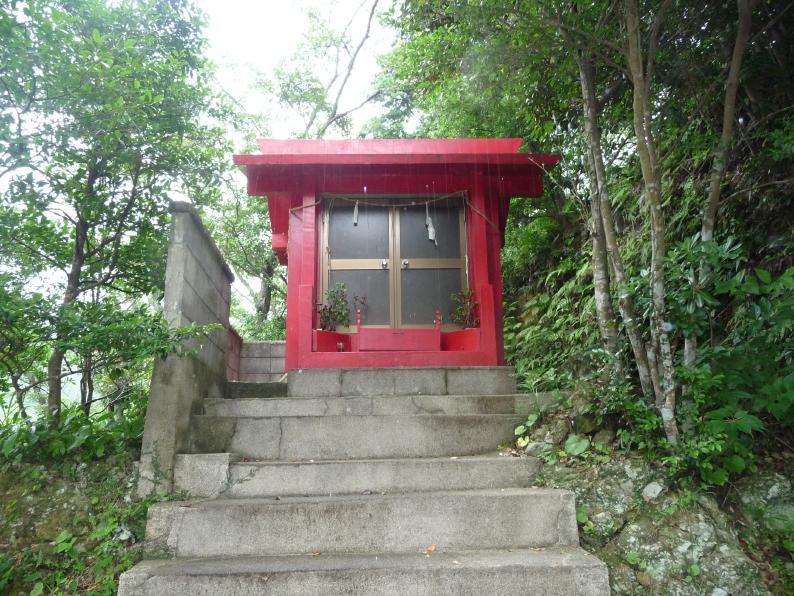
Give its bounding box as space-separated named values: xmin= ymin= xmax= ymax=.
xmin=0 ymin=453 xmax=162 ymax=594
xmin=319 ymin=282 xmax=352 ymax=331
xmin=376 ymin=0 xmax=794 ymax=487
xmin=450 ymin=288 xmax=479 ymax=328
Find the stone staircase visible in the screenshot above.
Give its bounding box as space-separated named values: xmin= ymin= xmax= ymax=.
xmin=119 ymin=367 xmax=609 ymax=595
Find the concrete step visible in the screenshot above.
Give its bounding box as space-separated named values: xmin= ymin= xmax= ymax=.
xmin=145 ymin=488 xmax=578 ymax=558
xmin=190 ymin=414 xmax=520 ymax=460
xmin=173 ymin=453 xmax=539 ymax=498
xmin=225 ymin=381 xmax=287 ymax=399
xmin=119 ymin=547 xmax=610 ymax=595
xmin=203 ymin=393 xmax=539 ymax=417
xmin=288 ymin=366 xmax=517 ymax=397
xmin=237 ymin=372 xmax=284 ymax=383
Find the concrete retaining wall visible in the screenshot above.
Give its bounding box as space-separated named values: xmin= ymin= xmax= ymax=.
xmin=137 ymin=202 xmax=234 ymax=496
xmin=238 ymin=341 xmax=286 ymax=382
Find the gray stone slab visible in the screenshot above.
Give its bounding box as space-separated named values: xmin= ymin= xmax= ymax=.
xmin=119 ymin=547 xmax=609 ymax=596
xmin=174 ymin=455 xmax=539 ymax=498
xmin=204 ymin=397 xmax=373 ymax=417
xmin=191 ymin=414 xmax=520 ymax=460
xmin=237 ymin=372 xmax=285 ymax=384
xmin=240 ymin=342 xmax=271 ymax=358
xmin=269 ymin=342 xmax=286 ymax=357
xmin=225 ymin=382 xmax=287 ymax=399
xmin=393 ymin=368 xmax=447 ymax=395
xmin=268 ymin=357 xmax=285 ymax=374
xmin=446 ymin=367 xmax=516 ymax=395
xmin=238 ymin=358 xmax=269 ymax=375
xmin=341 ymin=368 xmax=396 ymax=396
xmin=288 ymin=368 xmax=342 ymax=397
xmin=202 ymin=394 xmax=520 ymax=418
xmin=173 ymin=453 xmax=239 ymax=499
xmin=144 ymin=488 xmax=578 ymax=558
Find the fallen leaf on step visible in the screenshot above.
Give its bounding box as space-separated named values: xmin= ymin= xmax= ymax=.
xmin=424 ymin=544 xmax=436 ymax=554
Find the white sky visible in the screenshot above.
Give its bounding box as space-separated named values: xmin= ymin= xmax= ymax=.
xmin=194 ymin=1 xmax=399 ymax=307
xmin=197 ymin=0 xmax=396 ymax=139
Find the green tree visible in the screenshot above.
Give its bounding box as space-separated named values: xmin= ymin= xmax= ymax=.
xmin=0 ymin=0 xmax=227 ymax=420
xmin=377 ymin=0 xmax=794 ymax=482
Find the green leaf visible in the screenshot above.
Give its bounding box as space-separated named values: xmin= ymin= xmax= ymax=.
xmin=734 ymin=410 xmax=763 ymax=434
xmin=755 ymin=268 xmax=771 ymax=284
xmin=701 ymin=467 xmax=729 ymax=486
xmin=624 ymin=552 xmax=641 ymax=565
xmin=53 ymin=538 xmax=74 ymax=553
xmin=30 ymin=583 xmax=44 ymax=596
xmin=743 ymin=277 xmax=760 ymax=294
xmin=564 ymin=434 xmax=590 ymax=456
xmin=723 ymin=454 xmax=745 ymax=473
xmin=576 ymin=507 xmax=589 ymax=524
xmin=54 ymin=529 xmax=72 ymax=543
xmin=92 ymin=28 xmax=102 ymax=44
xmin=688 ymin=563 xmax=701 ymax=577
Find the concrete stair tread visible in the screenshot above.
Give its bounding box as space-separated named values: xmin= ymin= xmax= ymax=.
xmin=120 ymin=548 xmax=609 ymax=595
xmin=190 ymin=413 xmax=521 ymax=460
xmin=145 ymin=487 xmax=579 ymax=558
xmin=213 ymin=393 xmax=529 ymax=400
xmin=205 ymin=393 xmax=543 ymax=417
xmin=236 ymin=452 xmax=514 ymax=464
xmin=167 ymin=486 xmax=564 ymax=507
xmin=174 ymin=453 xmax=538 ymax=498
xmin=124 ymin=546 xmax=605 ymax=575
xmin=198 ymin=413 xmax=522 ymax=419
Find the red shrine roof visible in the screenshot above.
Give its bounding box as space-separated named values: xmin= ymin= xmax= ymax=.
xmin=233 ymin=138 xmax=560 ymax=265
xmin=234 ymin=138 xmax=560 ymax=169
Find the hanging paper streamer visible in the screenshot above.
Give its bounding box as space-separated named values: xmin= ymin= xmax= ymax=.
xmin=353 ymin=200 xmax=359 ymax=226
xmin=425 ymin=202 xmax=437 ymax=245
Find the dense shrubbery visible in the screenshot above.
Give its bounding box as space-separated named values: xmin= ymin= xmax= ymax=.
xmin=0 ymin=400 xmax=147 ymax=465
xmin=375 ymin=0 xmax=794 ymax=490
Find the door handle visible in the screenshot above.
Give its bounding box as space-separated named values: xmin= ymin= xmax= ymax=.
xmin=381 ymin=259 xmax=388 ymax=269
xmin=401 ymin=259 xmax=409 ymax=269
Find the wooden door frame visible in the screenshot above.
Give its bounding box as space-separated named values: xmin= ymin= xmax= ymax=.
xmin=319 ymin=194 xmax=468 ymax=331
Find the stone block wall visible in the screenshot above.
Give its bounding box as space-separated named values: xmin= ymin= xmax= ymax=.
xmin=238 ymin=341 xmax=286 ymax=382
xmin=227 ymin=328 xmax=242 ymax=382
xmin=137 ymin=202 xmax=235 ymax=496
xmin=162 ymin=203 xmax=234 ymax=378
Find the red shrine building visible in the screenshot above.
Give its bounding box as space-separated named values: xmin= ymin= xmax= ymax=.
xmin=233 ymin=138 xmax=558 ymax=371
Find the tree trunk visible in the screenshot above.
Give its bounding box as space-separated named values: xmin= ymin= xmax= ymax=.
xmin=577 ymin=53 xmax=658 ymax=396
xmin=47 ymin=214 xmax=89 ymax=422
xmin=11 ymin=375 xmax=28 ymax=419
xmin=625 ymin=0 xmax=679 ymax=443
xmin=578 ymin=60 xmax=621 ymax=370
xmin=685 ymin=0 xmax=755 ymax=367
xmin=256 ymin=252 xmax=276 ymax=322
xmin=80 ymin=354 xmax=93 ymax=416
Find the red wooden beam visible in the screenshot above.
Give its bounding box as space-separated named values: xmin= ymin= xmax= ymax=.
xmin=234 ymin=152 xmax=560 ymax=168
xmin=255 ymin=138 xmax=526 ymax=155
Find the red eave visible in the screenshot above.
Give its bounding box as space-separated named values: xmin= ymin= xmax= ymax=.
xmin=233 ymin=152 xmax=559 ymax=168
xmin=234 ymin=138 xmax=561 ymax=264
xmin=233 ymin=138 xmax=560 ymax=170
xmin=255 ymin=138 xmax=526 ymax=155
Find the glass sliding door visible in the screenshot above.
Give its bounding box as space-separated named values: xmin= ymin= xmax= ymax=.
xmin=396 ymin=200 xmax=466 ymax=326
xmin=322 ymin=197 xmax=467 ymax=330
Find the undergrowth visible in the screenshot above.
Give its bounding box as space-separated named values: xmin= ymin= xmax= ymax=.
xmin=0 ymin=399 xmax=166 ymax=595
